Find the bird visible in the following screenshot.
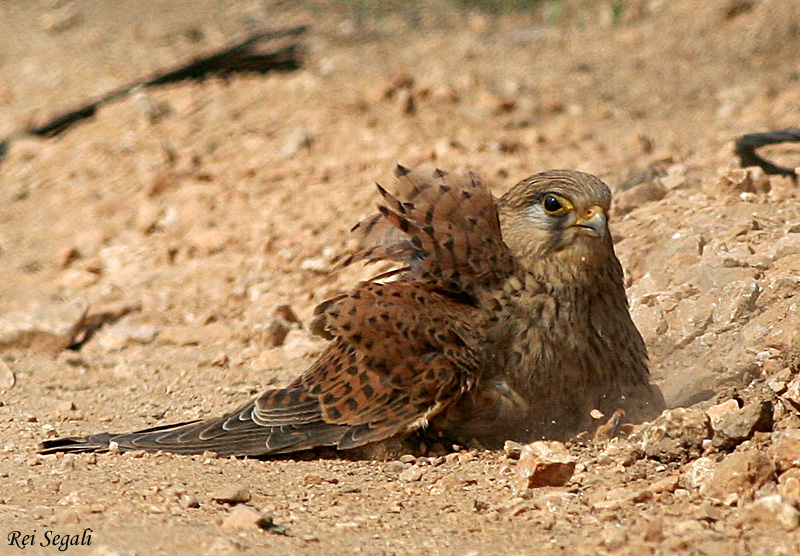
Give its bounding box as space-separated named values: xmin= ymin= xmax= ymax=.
xmin=39 ymin=166 xmax=665 ymax=457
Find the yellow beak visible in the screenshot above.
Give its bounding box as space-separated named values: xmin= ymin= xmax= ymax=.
xmin=572 ymin=205 xmax=606 ymax=238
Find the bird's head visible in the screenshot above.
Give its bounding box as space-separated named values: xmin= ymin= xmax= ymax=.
xmin=498 ymin=170 xmax=618 ymax=281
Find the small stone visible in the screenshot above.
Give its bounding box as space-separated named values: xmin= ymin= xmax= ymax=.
xmin=736 ymin=494 xmax=800 ymax=531
xmin=641 ymin=406 xmax=713 ymax=462
xmin=648 ymin=475 xmax=679 ymax=494
xmin=398 ymin=454 xmax=417 ymax=464
xmin=211 ymin=485 xmax=251 ymax=504
xmin=0 ymin=298 xmax=89 ymax=353
xmin=181 ymin=494 xmax=200 ymax=508
xmin=701 ymin=451 xmax=775 ymax=504
xmin=55 ymin=508 xmax=80 ymax=524
xmin=683 ymin=456 xmax=717 ymax=491
xmin=513 ymin=441 xmax=576 ymax=489
xmin=222 ymin=505 xmax=272 ymax=530
xmin=268 ymin=304 xmax=302 ymax=347
xmin=778 ymin=468 xmax=800 ymax=505
xmin=56 ymin=246 xmax=81 ymax=267
xmin=503 ymin=440 xmax=524 ymax=459
xmin=711 ymin=400 xmax=773 ymax=451
xmin=278 ymin=125 xmax=314 ymax=159
xmin=399 ymin=465 xmax=425 ymax=482
xmin=189 ymin=228 xmax=230 ymax=255
xmin=95 ymin=322 xmax=159 ymax=351
xmin=202 ymin=538 xmax=244 ymax=556
xmin=0 ymin=360 xmax=16 ymax=391
xmin=705 ymin=399 xmax=740 ymax=427
xmin=768 ymin=430 xmax=800 ymax=473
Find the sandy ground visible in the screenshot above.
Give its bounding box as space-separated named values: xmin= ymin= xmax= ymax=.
xmin=1 ymin=1 xmax=800 ymax=554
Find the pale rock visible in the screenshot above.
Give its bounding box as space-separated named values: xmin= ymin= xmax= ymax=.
xmin=0 ymin=298 xmax=89 ymax=352
xmin=0 ymin=359 xmax=15 ymax=391
xmin=278 ymin=125 xmax=314 ymax=159
xmin=683 ymin=456 xmax=717 ymax=491
xmin=399 ymin=465 xmax=425 ymax=482
xmin=202 ymin=538 xmax=244 ymax=556
xmin=705 ymin=399 xmax=740 ymax=427
xmin=513 ymin=441 xmax=576 ymax=489
xmin=778 ymin=468 xmax=800 ymax=505
xmin=700 ymin=451 xmax=775 ymax=504
xmin=211 ymin=485 xmax=251 ymax=504
xmin=222 ymin=505 xmax=271 ymax=530
xmin=641 ymin=406 xmax=712 ymax=462
xmin=711 ymin=400 xmax=773 ymax=450
xmin=709 ymin=279 xmax=761 ymax=330
xmin=735 ymin=494 xmax=800 ymax=531
xmin=95 ymin=322 xmax=159 ymax=351
xmin=768 ymin=430 xmax=800 ymax=473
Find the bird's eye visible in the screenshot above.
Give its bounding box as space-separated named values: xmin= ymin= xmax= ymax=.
xmin=542 ymin=194 xmax=571 ymax=216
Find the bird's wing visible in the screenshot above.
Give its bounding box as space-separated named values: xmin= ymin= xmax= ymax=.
xmin=40 ymin=282 xmax=483 ymax=457
xmin=343 ymin=166 xmax=517 ymax=294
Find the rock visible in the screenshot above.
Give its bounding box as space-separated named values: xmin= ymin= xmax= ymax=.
xmin=188 ymin=228 xmax=230 ymax=255
xmin=181 ymin=494 xmax=200 ymax=509
xmin=222 ymin=505 xmax=272 ymax=530
xmin=203 ymin=538 xmax=245 ymax=556
xmin=399 ymin=465 xmax=425 ymax=482
xmin=683 ymin=456 xmax=717 ymax=491
xmin=778 ymin=468 xmax=800 ymax=505
xmin=210 ymin=486 xmax=251 ymax=504
xmin=705 ymin=399 xmax=740 ymax=427
xmin=513 ymin=441 xmax=576 ymax=489
xmin=735 ymin=494 xmax=800 ymax=531
xmin=613 ymin=181 xmax=667 ymax=216
xmin=714 ymin=167 xmax=770 ymax=195
xmin=711 ymin=400 xmax=773 ymax=451
xmin=768 ymin=430 xmax=800 ymax=473
xmin=0 ymin=359 xmax=15 ymax=391
xmin=268 ymin=304 xmax=302 ymax=347
xmin=503 ymin=440 xmax=524 ymax=459
xmin=700 ymin=451 xmax=775 ymax=504
xmin=94 ymin=322 xmax=159 ymax=351
xmin=278 ymin=125 xmax=314 ymax=159
xmin=55 ymin=508 xmax=81 ymax=524
xmin=641 ymin=407 xmax=712 ymax=462
xmin=0 ymin=298 xmax=89 ymax=352
xmin=783 ymin=375 xmax=800 ymax=409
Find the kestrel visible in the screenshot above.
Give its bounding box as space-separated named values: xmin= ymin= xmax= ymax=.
xmin=40 ymin=167 xmax=664 ymax=457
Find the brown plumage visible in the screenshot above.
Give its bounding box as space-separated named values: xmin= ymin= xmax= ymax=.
xmin=39 ymin=167 xmax=664 ymax=457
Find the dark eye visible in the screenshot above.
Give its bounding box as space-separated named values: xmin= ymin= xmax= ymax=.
xmin=543 ymin=195 xmax=562 ymax=214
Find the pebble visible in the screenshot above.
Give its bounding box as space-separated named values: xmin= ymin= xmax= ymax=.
xmin=399 ymin=465 xmax=425 ymax=482
xmin=768 ymin=429 xmax=800 ymax=473
xmin=735 ymin=494 xmax=800 ymax=531
xmin=181 ymin=494 xmax=200 ymax=509
xmin=278 ymin=125 xmax=314 ymax=159
xmin=0 ymin=298 xmax=89 ymax=353
xmin=0 ymin=360 xmax=15 ymax=391
xmin=682 ymin=456 xmax=717 ymax=491
xmin=503 ymin=440 xmax=524 ymax=459
xmin=778 ymin=468 xmax=800 ymax=505
xmin=95 ymin=322 xmax=159 ymax=351
xmin=210 ymin=485 xmax=251 ymax=504
xmin=222 ymin=505 xmax=273 ymax=530
xmin=705 ymin=399 xmax=740 ymax=427
xmin=700 ymin=450 xmax=775 ymax=504
xmin=202 ymin=538 xmax=244 ymax=556
xmin=641 ymin=406 xmax=712 ymax=462
xmin=711 ymin=400 xmax=773 ymax=451
xmin=513 ymin=441 xmax=576 ymax=489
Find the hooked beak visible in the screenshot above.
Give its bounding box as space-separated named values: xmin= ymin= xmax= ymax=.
xmin=571 ymin=205 xmax=606 ymax=238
